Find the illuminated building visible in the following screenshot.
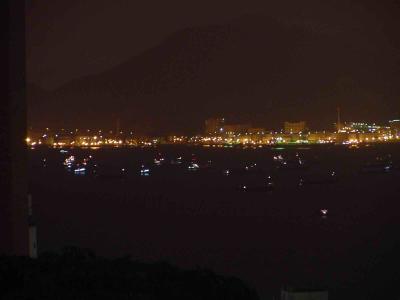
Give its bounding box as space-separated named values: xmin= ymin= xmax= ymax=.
xmin=54 ymin=133 xmax=74 ymax=146
xmin=352 ymin=122 xmax=380 ymax=133
xmin=222 ymin=124 xmax=251 ymax=135
xmin=205 ymin=118 xmax=225 ymax=135
xmin=76 ymin=135 xmax=92 ymax=146
xmin=389 ymin=119 xmax=400 ymax=135
xmin=167 ymin=135 xmax=188 ymax=144
xmin=125 ymin=138 xmax=138 ymax=146
xmin=260 ymin=134 xmax=275 ymax=144
xmin=334 ymin=131 xmax=350 ymax=143
xmin=307 ymin=132 xmax=334 ymax=143
xmin=339 ymin=122 xmax=384 ymax=133
xmin=25 ymin=117 xmax=400 ymax=149
xmin=357 ymin=132 xmax=379 ymax=142
xmin=284 ymin=121 xmax=307 ymax=134
xmin=40 ymin=133 xmax=54 ymax=146
xmin=247 ymin=127 xmax=266 ymax=135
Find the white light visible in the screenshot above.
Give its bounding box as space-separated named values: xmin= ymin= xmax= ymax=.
xmin=74 ymin=168 xmax=86 ymax=173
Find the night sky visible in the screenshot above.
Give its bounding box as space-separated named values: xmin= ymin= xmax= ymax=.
xmin=26 ymin=0 xmax=400 ymax=134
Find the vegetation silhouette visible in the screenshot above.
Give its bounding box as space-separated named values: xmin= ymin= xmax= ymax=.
xmin=0 ymin=246 xmax=259 ymax=300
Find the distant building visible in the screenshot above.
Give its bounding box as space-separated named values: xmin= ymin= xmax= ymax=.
xmin=357 ymin=132 xmax=379 ymax=142
xmin=247 ymin=127 xmax=265 ymax=135
xmin=223 ymin=124 xmax=251 ymax=135
xmin=75 ymin=135 xmax=92 ymax=146
xmin=281 ymin=287 xmax=328 ymax=300
xmin=389 ymin=119 xmax=400 ymax=135
xmin=39 ymin=133 xmax=54 ymax=146
xmin=351 ymin=122 xmax=379 ymax=133
xmin=307 ymin=132 xmax=334 ymax=143
xmin=54 ymin=133 xmax=74 ymax=146
xmin=334 ymin=131 xmax=350 ymax=143
xmin=339 ymin=122 xmax=385 ymax=133
xmin=205 ymin=118 xmax=225 ymax=135
xmin=284 ymin=121 xmax=307 ymax=134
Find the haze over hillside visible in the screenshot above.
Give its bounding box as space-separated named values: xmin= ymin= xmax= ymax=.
xmin=28 ymin=15 xmax=400 ymax=135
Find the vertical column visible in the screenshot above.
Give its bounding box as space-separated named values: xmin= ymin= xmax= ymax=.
xmin=337 ymin=107 xmax=341 ymax=132
xmin=0 ymin=0 xmax=28 ymax=255
xmin=28 ymin=195 xmax=38 ymax=258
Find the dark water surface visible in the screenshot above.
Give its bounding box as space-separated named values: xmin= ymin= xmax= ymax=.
xmin=29 ymin=144 xmax=400 ymax=299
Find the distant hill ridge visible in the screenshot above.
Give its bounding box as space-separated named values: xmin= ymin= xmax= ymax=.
xmin=28 ymin=14 xmax=397 ymax=134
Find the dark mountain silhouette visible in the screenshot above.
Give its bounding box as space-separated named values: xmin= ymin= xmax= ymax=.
xmin=27 ymin=83 xmax=52 ymax=129
xmin=28 ymin=15 xmax=399 ymax=134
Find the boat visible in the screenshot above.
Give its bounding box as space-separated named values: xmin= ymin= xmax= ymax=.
xmin=361 ymin=155 xmax=392 ymax=173
xmin=236 ymin=176 xmax=275 ymax=192
xmin=361 ymin=162 xmax=391 ymax=173
xmin=299 ymin=171 xmax=338 ymax=185
xmin=170 ymin=156 xmax=183 ymax=165
xmin=153 ymin=153 xmax=165 ymax=166
xmin=140 ymin=165 xmax=151 ymax=176
xmin=275 ymin=153 xmax=308 ymax=170
xmin=188 ymin=162 xmax=200 ymax=171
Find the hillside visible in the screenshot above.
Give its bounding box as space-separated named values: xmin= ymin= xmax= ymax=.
xmin=28 ymin=15 xmax=398 ymax=134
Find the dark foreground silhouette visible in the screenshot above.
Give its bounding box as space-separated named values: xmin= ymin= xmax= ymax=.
xmin=0 ymin=247 xmax=259 ymax=300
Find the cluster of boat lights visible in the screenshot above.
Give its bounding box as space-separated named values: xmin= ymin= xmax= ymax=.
xmin=55 ymin=149 xmax=399 ymax=220
xmin=63 ymin=154 xmax=95 ymax=175
xmin=140 ymin=165 xmax=150 ymax=176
